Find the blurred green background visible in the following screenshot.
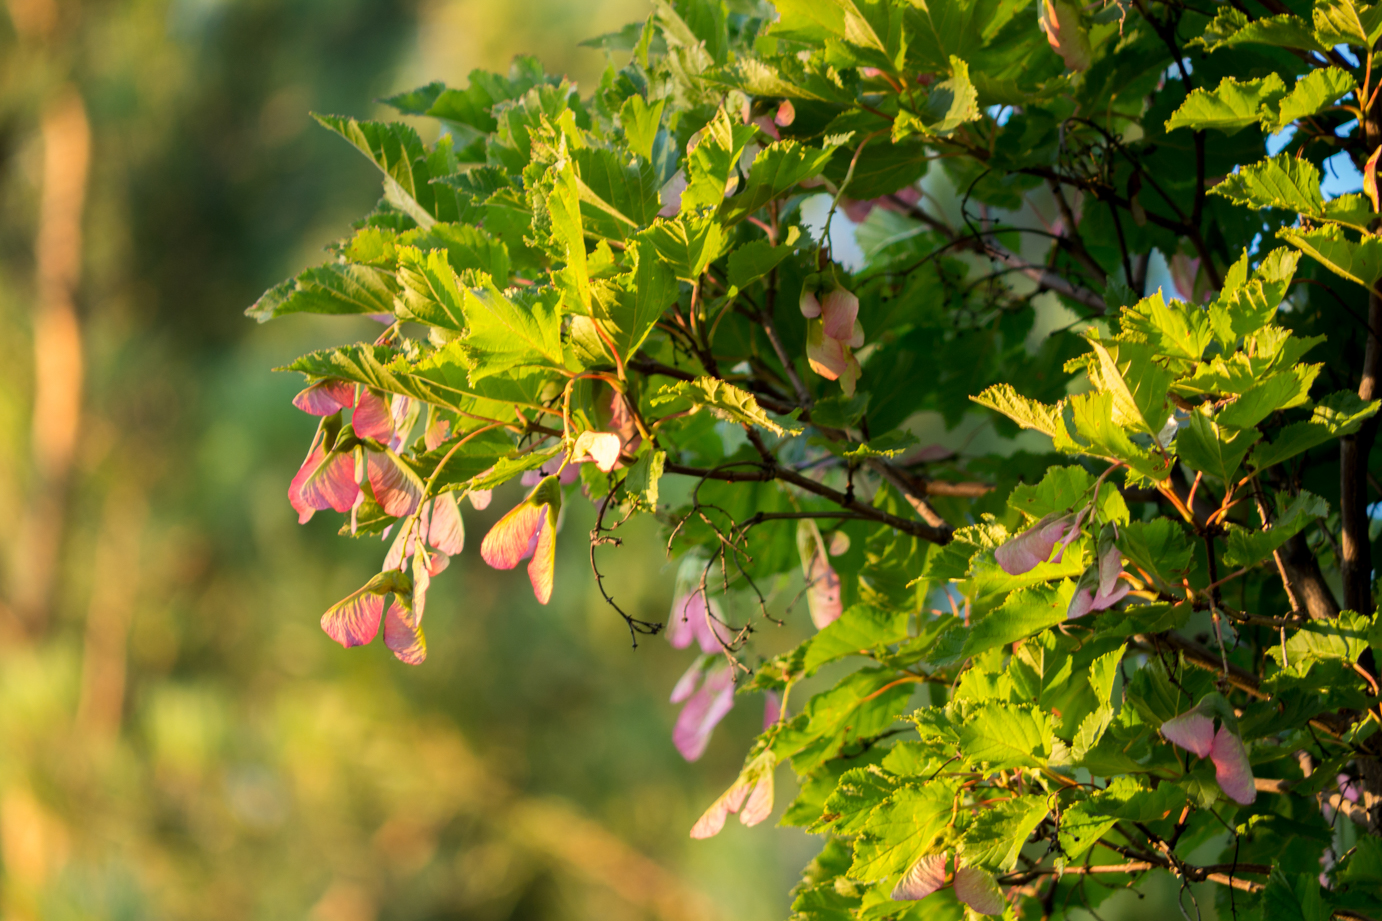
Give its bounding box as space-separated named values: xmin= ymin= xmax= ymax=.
xmin=0 ymin=1 xmax=822 ymax=917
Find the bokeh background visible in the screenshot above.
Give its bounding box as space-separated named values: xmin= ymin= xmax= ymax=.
xmin=0 ymin=1 xmax=824 ymax=918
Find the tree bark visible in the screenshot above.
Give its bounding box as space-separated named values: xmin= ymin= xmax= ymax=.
xmin=1341 ymin=288 xmax=1382 ymax=616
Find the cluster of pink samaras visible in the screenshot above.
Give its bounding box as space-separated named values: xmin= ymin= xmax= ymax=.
xmin=994 ymin=508 xmax=1131 ymax=618
xmin=996 ymin=502 xmax=1260 ymax=806
xmin=288 ymin=379 xmax=625 ymax=664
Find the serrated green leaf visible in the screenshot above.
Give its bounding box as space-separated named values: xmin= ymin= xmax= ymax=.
xmin=394 ymin=246 xmax=467 ymax=330
xmin=1006 ymin=465 xmax=1093 ymax=519
xmin=1209 ymin=153 xmax=1324 ymax=216
xmin=682 ymin=107 xmax=758 ymax=213
xmin=247 ymin=263 xmax=396 ymax=323
xmin=1118 ymin=519 xmax=1194 ymax=590
xmin=1250 ymin=390 xmax=1381 ymax=471
xmin=970 ymin=384 xmax=1064 ymax=438
xmin=1057 ymin=802 xmax=1118 ymax=860
xmin=1262 ymin=868 xmax=1330 ymax=921
xmin=1279 ymin=222 xmax=1382 ymax=290
xmin=1063 ymin=391 xmax=1175 ymax=480
xmin=727 ymin=236 xmax=798 ymax=290
xmin=548 ymin=153 xmax=591 ymax=314
xmin=805 ymin=604 xmax=910 ymax=675
xmin=1314 ymin=0 xmax=1371 ymax=46
xmin=1267 ymin=67 xmax=1356 ymax=132
xmin=1070 ymin=705 xmax=1114 ymax=761
xmin=456 ymin=282 xmax=565 ymax=378
xmin=959 ymin=702 xmax=1053 ymax=770
xmin=813 ymin=766 xmax=901 ymax=834
xmin=1191 ymin=8 xmax=1328 ymax=53
xmin=1175 ymin=409 xmax=1260 ymax=482
xmin=1270 ymin=611 xmax=1374 ymax=668
xmin=1164 ymin=74 xmax=1287 ymax=135
xmin=1085 ymin=337 xmax=1173 ymax=437
xmin=602 ymin=238 xmax=678 ymax=359
xmin=1215 ymin=364 xmax=1320 ymax=431
xmin=623 ymin=449 xmax=665 ymax=508
xmin=641 ymin=213 xmax=726 ymax=281
xmin=721 ymin=141 xmax=837 ymax=224
xmin=619 ymin=94 xmax=665 ymax=162
xmin=1118 ymin=291 xmax=1215 ymax=361
xmin=959 ymin=796 xmax=1048 ymax=872
xmin=848 ymin=783 xmax=957 ymax=882
xmin=401 ymin=222 xmax=511 ymax=285
xmin=315 ymin=114 xmax=446 ymax=228
xmin=946 ymin=583 xmax=1073 ymax=664
xmin=894 ymin=57 xmax=981 ymax=140
xmin=651 ymin=376 xmax=801 ymax=435
xmin=1222 ymin=490 xmax=1329 ymax=567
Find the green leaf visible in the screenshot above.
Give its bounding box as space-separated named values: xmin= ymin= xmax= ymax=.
xmin=970 ymin=384 xmax=1064 ymax=438
xmin=1070 ymin=706 xmax=1114 ymax=762
xmin=1250 ymin=390 xmax=1382 ymax=471
xmin=943 ymin=583 xmax=1073 ymax=664
xmin=651 ymin=376 xmax=801 ymax=436
xmin=467 ymin=446 xmax=564 ymax=492
xmin=805 ymin=604 xmax=910 ymax=675
xmin=401 ymin=223 xmax=511 ymax=285
xmin=1088 ymin=646 xmax=1125 ymax=707
xmin=1215 ymin=364 xmax=1320 ymax=431
xmin=958 ymin=796 xmax=1049 ymax=872
xmin=894 ymin=57 xmax=981 ymax=140
xmin=771 ymin=0 xmax=888 ymax=53
xmin=247 ymin=263 xmax=395 ymax=322
xmin=1314 ymin=0 xmax=1371 ymax=46
xmin=1084 ymin=337 xmax=1173 ymax=437
xmin=721 ymin=141 xmax=837 ymax=224
xmin=394 ymin=246 xmax=467 ymax=331
xmin=641 ymin=214 xmax=726 ymax=282
xmin=1279 ymin=223 xmax=1382 ymax=290
xmin=572 ymin=147 xmax=661 ymax=238
xmin=1164 ymin=74 xmax=1287 ymax=135
xmin=619 ymin=94 xmax=665 ymax=162
xmin=623 ymin=449 xmax=665 ymax=508
xmin=1118 ymin=519 xmax=1194 ymax=590
xmin=1191 ymin=8 xmax=1328 ymax=53
xmin=1323 ymin=193 xmax=1374 ymax=231
xmin=1270 ymin=611 xmax=1374 ymax=668
xmin=602 ymin=238 xmax=678 ymax=359
xmin=457 ymin=282 xmax=565 ymax=378
xmin=1006 ymin=465 xmax=1093 ymax=519
xmin=681 ymin=107 xmax=758 ymax=213
xmin=959 ymin=702 xmax=1053 ymax=770
xmin=727 ymin=232 xmax=800 ymax=290
xmin=314 ymin=114 xmax=446 ymax=228
xmin=813 ymin=766 xmax=901 ymax=834
xmin=1209 ymin=153 xmax=1324 ymax=216
xmin=548 ymin=154 xmax=591 ymax=314
xmin=1336 ymin=837 xmax=1382 ymax=885
xmin=848 ymin=784 xmax=957 ymax=882
xmin=1222 ymin=490 xmax=1329 ymax=567
xmin=1057 ymin=802 xmax=1118 ymax=860
xmin=1062 ymin=391 xmax=1174 ymax=481
xmin=1262 ymin=868 xmax=1331 ymax=921
xmin=777 ymin=668 xmax=919 ymax=772
xmin=1085 ymin=776 xmax=1189 ymax=822
xmin=1267 ymin=67 xmax=1356 ymax=132
xmin=1175 ymin=410 xmax=1260 ymax=482
xmin=1118 ymin=291 xmax=1215 ymax=361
